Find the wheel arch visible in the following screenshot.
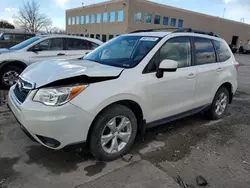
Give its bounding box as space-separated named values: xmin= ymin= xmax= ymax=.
xmin=0 ymin=60 xmax=27 ymax=71
xmin=86 ymin=99 xmax=144 ymax=146
xmin=217 ymin=82 xmax=233 ymax=104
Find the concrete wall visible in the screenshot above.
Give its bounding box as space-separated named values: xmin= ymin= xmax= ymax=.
xmin=128 ymin=0 xmax=250 ymax=46
xmin=66 ymin=0 xmax=129 ymax=39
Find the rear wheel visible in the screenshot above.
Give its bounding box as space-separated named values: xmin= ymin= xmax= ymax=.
xmin=0 ymin=66 xmax=23 ymax=89
xmin=89 ymin=104 xmax=138 ymax=161
xmin=205 ymin=87 xmax=230 ymax=120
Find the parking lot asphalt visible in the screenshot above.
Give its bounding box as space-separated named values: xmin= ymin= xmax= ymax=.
xmin=0 ymin=54 xmax=250 ymax=188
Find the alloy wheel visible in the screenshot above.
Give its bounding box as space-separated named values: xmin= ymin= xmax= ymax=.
xmin=215 ymin=92 xmax=228 ymax=116
xmin=2 ymin=71 xmax=19 ymax=86
xmin=101 ymin=116 xmax=132 ymax=154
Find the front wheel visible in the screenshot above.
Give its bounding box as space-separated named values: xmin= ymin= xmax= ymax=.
xmin=89 ymin=104 xmax=138 ymax=161
xmin=205 ymin=87 xmax=230 ymax=120
xmin=0 ymin=66 xmax=23 ymax=89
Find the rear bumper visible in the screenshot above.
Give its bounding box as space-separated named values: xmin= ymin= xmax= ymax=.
xmin=8 ymin=86 xmax=94 ymax=150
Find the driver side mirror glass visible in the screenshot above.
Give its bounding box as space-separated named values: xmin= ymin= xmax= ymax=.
xmin=156 ymin=59 xmax=178 ymax=78
xmin=31 ymin=46 xmax=42 ymax=52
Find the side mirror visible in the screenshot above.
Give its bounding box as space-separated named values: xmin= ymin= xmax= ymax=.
xmin=156 ymin=59 xmax=178 ymax=78
xmin=31 ymin=46 xmax=42 ymax=52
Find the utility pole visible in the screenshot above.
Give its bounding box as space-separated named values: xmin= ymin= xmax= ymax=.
xmin=222 ymin=8 xmax=226 ymax=18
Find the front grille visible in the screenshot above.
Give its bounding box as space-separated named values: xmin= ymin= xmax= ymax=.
xmin=13 ymin=78 xmax=33 ymax=103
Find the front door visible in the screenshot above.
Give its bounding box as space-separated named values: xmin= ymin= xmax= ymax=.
xmin=142 ymin=36 xmax=197 ymax=123
xmin=29 ymin=38 xmax=66 ymax=63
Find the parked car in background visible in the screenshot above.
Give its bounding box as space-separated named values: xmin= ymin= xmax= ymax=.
xmin=0 ymin=35 xmax=103 ymax=88
xmin=0 ymin=31 xmax=35 ymax=48
xmin=239 ymin=43 xmax=250 ymax=54
xmin=8 ymin=29 xmax=238 ymax=161
xmin=229 ymin=44 xmax=237 ymax=53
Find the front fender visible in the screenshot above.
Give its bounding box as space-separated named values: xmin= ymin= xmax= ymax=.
xmin=93 ymin=93 xmax=146 ymax=117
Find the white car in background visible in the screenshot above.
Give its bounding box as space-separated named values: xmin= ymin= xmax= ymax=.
xmin=0 ymin=35 xmax=103 ymax=88
xmin=8 ymin=29 xmax=238 ymax=161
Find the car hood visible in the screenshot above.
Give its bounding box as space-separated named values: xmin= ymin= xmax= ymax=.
xmin=0 ymin=48 xmax=12 ymax=54
xmin=21 ymin=59 xmax=124 ymax=88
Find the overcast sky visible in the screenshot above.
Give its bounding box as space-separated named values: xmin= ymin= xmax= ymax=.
xmin=0 ymin=0 xmax=249 ymax=29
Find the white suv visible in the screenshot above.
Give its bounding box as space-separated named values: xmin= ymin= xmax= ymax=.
xmin=8 ymin=29 xmax=239 ymax=161
xmin=0 ymin=35 xmax=103 ymax=88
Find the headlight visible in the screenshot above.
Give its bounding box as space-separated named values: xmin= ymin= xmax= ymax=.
xmin=33 ymin=85 xmax=88 ymax=106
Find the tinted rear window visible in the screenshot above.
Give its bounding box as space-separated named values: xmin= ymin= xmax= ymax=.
xmin=214 ymin=40 xmax=231 ymax=62
xmin=194 ymin=37 xmax=216 ymax=65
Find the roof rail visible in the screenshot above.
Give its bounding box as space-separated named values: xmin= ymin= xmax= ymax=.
xmin=173 ymin=28 xmax=220 ymax=37
xmin=130 ymin=27 xmax=220 ymax=38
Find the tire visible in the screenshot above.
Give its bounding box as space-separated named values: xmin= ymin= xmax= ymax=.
xmin=239 ymin=46 xmax=244 ymax=54
xmin=89 ymin=104 xmax=138 ymax=161
xmin=0 ymin=65 xmax=23 ymax=89
xmin=205 ymin=87 xmax=230 ymax=120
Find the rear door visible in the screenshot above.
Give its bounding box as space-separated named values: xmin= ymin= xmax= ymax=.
xmin=65 ymin=38 xmax=92 ymax=60
xmin=28 ymin=38 xmax=66 ymax=63
xmin=193 ymin=37 xmax=221 ymax=107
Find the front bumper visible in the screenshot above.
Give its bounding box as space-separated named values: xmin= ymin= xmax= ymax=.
xmin=8 ymin=86 xmax=94 ymax=149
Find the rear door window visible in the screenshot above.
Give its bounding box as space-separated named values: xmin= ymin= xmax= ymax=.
xmin=214 ymin=40 xmax=231 ymax=62
xmin=194 ymin=37 xmax=216 ymax=65
xmin=67 ymin=38 xmax=88 ymax=50
xmin=85 ymin=40 xmax=99 ymax=50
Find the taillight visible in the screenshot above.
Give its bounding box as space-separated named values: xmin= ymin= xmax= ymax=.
xmin=234 ymin=62 xmax=239 ymax=71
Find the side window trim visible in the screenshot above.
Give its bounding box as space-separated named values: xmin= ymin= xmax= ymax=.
xmin=143 ymin=36 xmax=193 ymax=74
xmin=211 ymin=39 xmax=219 ymax=62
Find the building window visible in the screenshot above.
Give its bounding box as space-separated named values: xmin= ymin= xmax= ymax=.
xmin=163 ymin=17 xmax=169 ymax=25
xmin=103 ymin=12 xmax=108 ymax=23
xmin=134 ymin=12 xmax=142 ymax=22
xmin=86 ymin=15 xmax=89 ymax=24
xmin=90 ymin=14 xmax=95 ymax=23
xmin=178 ymin=19 xmax=183 ymax=28
xmin=76 ymin=16 xmax=79 ymax=24
xmin=144 ymin=13 xmax=152 ymax=23
xmin=90 ymin=34 xmax=95 ymax=38
xmin=80 ymin=16 xmax=84 ymax=24
xmin=72 ymin=17 xmax=75 ymax=25
xmin=68 ymin=17 xmax=71 ymax=25
xmin=170 ymin=18 xmax=176 ymax=27
xmin=110 ymin=12 xmax=115 ymax=22
xmin=117 ymin=10 xmax=124 ymax=22
xmin=96 ymin=34 xmax=100 ymax=40
xmin=97 ymin=13 xmax=101 ymax=23
xmin=102 ymin=34 xmax=107 ymax=42
xmin=154 ymin=15 xmax=161 ymax=24
xmin=109 ymin=34 xmax=114 ymax=40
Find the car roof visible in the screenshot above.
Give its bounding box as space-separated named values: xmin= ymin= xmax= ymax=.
xmin=37 ymin=34 xmax=103 ymax=45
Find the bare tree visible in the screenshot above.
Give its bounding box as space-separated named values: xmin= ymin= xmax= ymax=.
xmin=13 ymin=0 xmax=52 ymax=33
xmin=46 ymin=26 xmax=65 ymax=34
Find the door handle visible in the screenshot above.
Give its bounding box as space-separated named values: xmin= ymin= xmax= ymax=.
xmin=217 ymin=67 xmax=223 ymax=72
xmin=57 ymin=53 xmax=65 ymax=56
xmin=187 ymin=73 xmax=196 ymax=79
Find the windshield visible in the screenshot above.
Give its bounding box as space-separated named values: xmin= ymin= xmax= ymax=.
xmin=10 ymin=36 xmax=43 ymax=50
xmin=84 ymin=35 xmax=160 ymax=68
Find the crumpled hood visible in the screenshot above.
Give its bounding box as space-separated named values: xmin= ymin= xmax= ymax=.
xmin=21 ymin=59 xmax=124 ymax=88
